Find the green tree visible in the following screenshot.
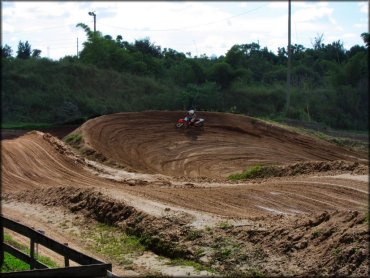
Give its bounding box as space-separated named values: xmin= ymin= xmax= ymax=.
xmin=208 ymin=62 xmax=234 ymax=88
xmin=361 ymin=32 xmax=369 ymax=48
xmin=16 ymin=41 xmax=31 ymax=59
xmin=32 ymin=49 xmax=42 ymax=58
xmin=134 ymin=38 xmax=162 ymax=58
xmin=1 ymin=44 xmax=13 ymax=58
xmin=225 ymin=45 xmax=244 ymax=68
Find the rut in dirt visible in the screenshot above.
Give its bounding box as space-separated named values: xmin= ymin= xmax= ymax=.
xmin=72 ymin=111 xmax=367 ymax=178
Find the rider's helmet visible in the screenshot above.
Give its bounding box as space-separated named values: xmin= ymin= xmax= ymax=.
xmin=188 ymin=109 xmax=195 ymax=116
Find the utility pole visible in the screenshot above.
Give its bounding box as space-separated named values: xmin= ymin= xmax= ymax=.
xmin=285 ymin=0 xmax=292 ymax=115
xmin=77 ymin=37 xmax=79 ymax=58
xmin=88 ymin=11 xmax=96 ymax=32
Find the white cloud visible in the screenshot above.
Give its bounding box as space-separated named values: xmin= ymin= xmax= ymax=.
xmin=293 ymin=4 xmax=333 ymax=23
xmin=354 ymin=23 xmax=367 ymax=29
xmin=1 ymin=1 xmax=367 ymax=59
xmin=358 ymin=2 xmax=368 ymax=13
xmin=342 ymin=33 xmax=356 ymax=39
xmin=267 ymin=2 xmax=286 ymax=9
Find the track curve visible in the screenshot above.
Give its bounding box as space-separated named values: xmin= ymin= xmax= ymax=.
xmin=78 ymin=111 xmax=367 ymax=178
xmin=1 ymin=112 xmax=368 ymax=219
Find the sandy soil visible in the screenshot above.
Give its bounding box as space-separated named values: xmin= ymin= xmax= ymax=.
xmin=1 ymin=111 xmax=368 ymax=276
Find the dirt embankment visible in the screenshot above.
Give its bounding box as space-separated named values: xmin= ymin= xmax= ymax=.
xmin=3 ymin=186 xmax=368 ymax=277
xmin=74 ymin=111 xmax=367 ymax=178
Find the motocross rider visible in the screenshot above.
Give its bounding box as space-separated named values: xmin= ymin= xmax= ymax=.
xmin=185 ymin=109 xmax=197 ymax=126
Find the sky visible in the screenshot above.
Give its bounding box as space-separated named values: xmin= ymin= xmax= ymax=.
xmin=1 ymin=1 xmax=369 ymax=60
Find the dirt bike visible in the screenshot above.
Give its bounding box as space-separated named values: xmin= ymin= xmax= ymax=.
xmin=175 ymin=117 xmax=205 ymax=128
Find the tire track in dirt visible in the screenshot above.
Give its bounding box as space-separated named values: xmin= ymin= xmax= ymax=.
xmin=78 ymin=111 xmax=366 ymax=178
xmin=1 ymin=113 xmax=368 ymax=219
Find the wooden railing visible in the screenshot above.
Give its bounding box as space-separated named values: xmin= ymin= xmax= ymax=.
xmin=1 ymin=215 xmax=117 ymax=277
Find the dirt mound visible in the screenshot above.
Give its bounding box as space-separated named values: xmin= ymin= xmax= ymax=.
xmin=74 ymin=111 xmax=367 ymax=178
xmin=4 ymin=187 xmax=368 ymax=276
xmin=232 ymin=160 xmax=368 ymax=180
xmin=229 ymin=210 xmax=369 ymax=276
xmin=1 ymin=131 xmax=119 ymax=192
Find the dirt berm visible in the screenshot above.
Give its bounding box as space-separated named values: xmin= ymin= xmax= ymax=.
xmin=73 ymin=111 xmax=367 ymax=178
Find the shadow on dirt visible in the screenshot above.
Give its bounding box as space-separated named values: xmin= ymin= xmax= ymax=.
xmin=183 ymin=128 xmax=204 ymax=141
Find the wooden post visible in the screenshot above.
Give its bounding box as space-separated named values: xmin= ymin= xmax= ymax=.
xmin=30 ymin=227 xmax=35 ymax=270
xmin=64 ymin=243 xmax=69 ymax=267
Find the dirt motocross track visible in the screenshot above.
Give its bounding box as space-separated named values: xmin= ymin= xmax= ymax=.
xmin=2 ymin=111 xmax=369 ymax=276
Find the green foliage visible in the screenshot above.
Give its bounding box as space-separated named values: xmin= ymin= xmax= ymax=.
xmin=16 ymin=41 xmax=31 ymax=59
xmin=218 ymin=221 xmax=233 ymax=230
xmin=332 ymin=247 xmax=342 ymax=256
xmin=186 ymin=229 xmax=202 ymax=240
xmin=64 ymin=133 xmax=82 ymax=145
xmin=2 ymin=30 xmax=368 ymax=131
xmin=363 ymin=212 xmax=369 ymax=224
xmin=312 ymin=229 xmax=322 ymax=239
xmin=228 ymin=165 xmax=264 ymax=181
xmin=83 ymin=223 xmax=145 ymax=266
xmin=2 ymin=44 xmax=13 ymax=58
xmin=208 ymin=62 xmax=235 ymax=88
xmin=1 ymin=122 xmax=56 ymax=130
xmin=361 ymin=32 xmax=369 ymax=48
xmin=1 ymin=252 xmax=30 ymax=272
xmin=3 ymin=233 xmax=59 ymax=270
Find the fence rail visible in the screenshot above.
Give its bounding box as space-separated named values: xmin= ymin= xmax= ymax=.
xmin=1 ymin=215 xmax=117 ymax=277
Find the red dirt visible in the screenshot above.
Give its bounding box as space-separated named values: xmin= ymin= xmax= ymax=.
xmin=1 ymin=111 xmax=368 ymax=276
xmin=77 ymin=111 xmax=367 ymax=178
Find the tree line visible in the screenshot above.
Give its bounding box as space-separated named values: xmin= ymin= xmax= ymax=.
xmin=1 ymin=25 xmax=369 ymax=130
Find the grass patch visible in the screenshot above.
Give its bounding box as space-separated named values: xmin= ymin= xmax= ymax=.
xmin=82 ymin=223 xmax=145 ymax=266
xmin=312 ymin=228 xmax=322 ymax=239
xmin=228 ymin=165 xmax=265 ymax=181
xmin=257 ymin=117 xmax=368 ymax=152
xmin=214 ymin=247 xmax=233 ymax=260
xmin=218 ymin=221 xmax=233 ymax=230
xmin=362 ymin=212 xmax=368 ymax=224
xmin=2 ymin=233 xmax=59 ymax=272
xmin=332 ymin=247 xmax=342 ymax=256
xmin=186 ymin=229 xmax=202 ymax=240
xmin=64 ymin=133 xmax=83 ymax=145
xmin=1 ymin=252 xmax=30 ymax=272
xmin=1 ymin=122 xmax=56 ymax=130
